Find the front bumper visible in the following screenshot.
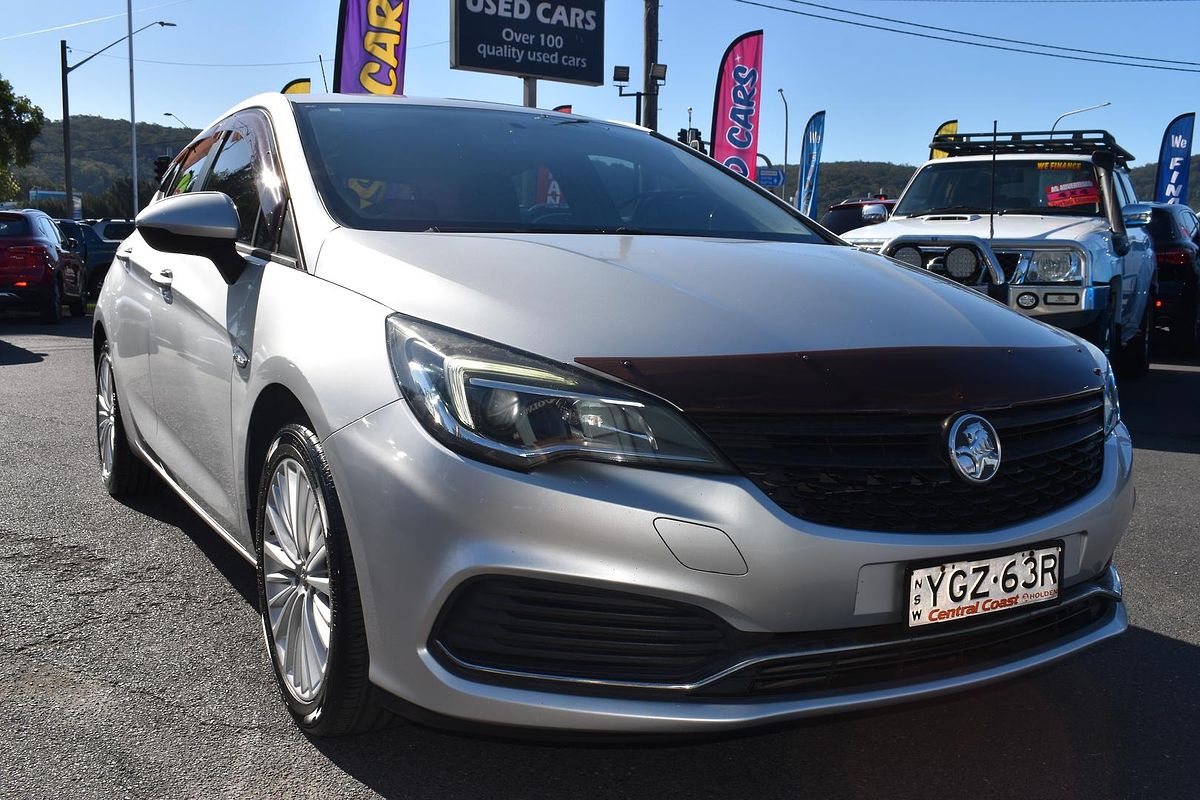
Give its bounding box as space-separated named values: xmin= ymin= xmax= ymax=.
xmin=324 ymin=401 xmax=1134 ymax=733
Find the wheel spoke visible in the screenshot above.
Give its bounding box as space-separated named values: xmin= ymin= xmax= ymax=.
xmin=266 ymin=479 xmax=301 ymax=565
xmin=304 ymin=594 xmax=327 ymax=678
xmin=305 ymin=575 xmax=330 ymax=596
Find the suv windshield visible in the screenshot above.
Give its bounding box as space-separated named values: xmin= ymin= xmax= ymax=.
xmin=895 ymin=159 xmax=1103 ymax=218
xmin=292 ymin=102 xmax=826 ymax=243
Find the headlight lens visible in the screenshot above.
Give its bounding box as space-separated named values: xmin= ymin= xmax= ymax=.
xmin=1103 ymin=365 xmax=1120 ymax=436
xmin=385 ymin=315 xmax=729 ymax=472
xmin=1027 ymin=250 xmax=1082 ymax=283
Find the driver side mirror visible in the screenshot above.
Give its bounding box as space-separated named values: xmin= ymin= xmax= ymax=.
xmin=1122 ymin=203 xmax=1153 ymax=228
xmin=861 ymin=204 xmax=889 ymax=223
xmin=136 ymin=192 xmax=245 ymax=284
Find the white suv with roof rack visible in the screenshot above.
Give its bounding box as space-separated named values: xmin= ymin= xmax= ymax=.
xmin=842 ymin=130 xmax=1157 ymax=375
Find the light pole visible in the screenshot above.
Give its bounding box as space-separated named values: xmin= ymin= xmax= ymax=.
xmin=613 ymin=64 xmax=667 ymax=128
xmin=162 ymin=112 xmax=190 ymax=128
xmin=777 ymin=88 xmax=790 ymax=200
xmin=1051 ymin=101 xmax=1111 ymax=134
xmin=60 ymin=20 xmax=174 ymax=219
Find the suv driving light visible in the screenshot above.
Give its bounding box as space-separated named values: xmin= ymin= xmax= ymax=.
xmin=944 ymin=246 xmax=979 ymax=280
xmin=1027 ymin=250 xmax=1082 ymax=283
xmin=385 ymin=315 xmax=730 ymax=472
xmin=892 ymin=246 xmax=924 ymax=267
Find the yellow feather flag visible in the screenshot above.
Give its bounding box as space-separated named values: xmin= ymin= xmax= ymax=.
xmin=930 ymin=119 xmax=958 ymax=159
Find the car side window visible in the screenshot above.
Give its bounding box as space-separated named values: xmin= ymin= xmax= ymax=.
xmin=1116 ymin=172 xmax=1137 ymax=205
xmin=169 ymin=133 xmax=223 ymax=196
xmin=1182 ymin=209 xmax=1199 ymax=240
xmin=207 ymin=123 xmax=261 ymax=244
xmin=206 ymin=110 xmax=286 ymax=249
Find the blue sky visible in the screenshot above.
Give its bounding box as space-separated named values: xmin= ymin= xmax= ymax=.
xmin=0 ymin=0 xmax=1196 ymax=167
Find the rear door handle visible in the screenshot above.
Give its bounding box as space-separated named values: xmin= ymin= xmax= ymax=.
xmin=150 ymin=268 xmax=173 ymax=287
xmin=232 ymin=346 xmax=249 ymax=369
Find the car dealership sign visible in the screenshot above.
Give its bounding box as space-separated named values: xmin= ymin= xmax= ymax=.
xmin=451 ymin=0 xmax=604 ymax=86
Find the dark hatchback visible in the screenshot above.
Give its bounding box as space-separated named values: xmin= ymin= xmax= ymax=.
xmin=1144 ymin=203 xmax=1200 ymax=354
xmin=0 ymin=209 xmax=84 ymax=322
xmin=56 ymin=219 xmax=118 ymax=304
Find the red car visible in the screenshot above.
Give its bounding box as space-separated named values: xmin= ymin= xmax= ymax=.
xmin=0 ymin=208 xmax=85 ymax=323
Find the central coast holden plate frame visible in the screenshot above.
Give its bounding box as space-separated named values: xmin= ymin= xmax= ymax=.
xmin=905 ymin=541 xmax=1065 ymax=629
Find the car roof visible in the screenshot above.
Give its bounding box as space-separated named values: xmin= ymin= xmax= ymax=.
xmin=213 ymin=92 xmax=638 ymax=135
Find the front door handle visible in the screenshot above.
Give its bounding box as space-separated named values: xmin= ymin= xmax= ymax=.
xmin=150 ymin=268 xmax=173 ymax=287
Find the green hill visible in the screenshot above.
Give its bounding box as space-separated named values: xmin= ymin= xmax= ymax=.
xmin=13 ymin=115 xmax=198 ymax=217
xmin=11 ymin=115 xmax=1199 ymax=217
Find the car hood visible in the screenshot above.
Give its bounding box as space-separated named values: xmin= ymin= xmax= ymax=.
xmin=842 ymin=214 xmax=1109 ymax=243
xmin=318 ymin=229 xmax=1082 ymax=364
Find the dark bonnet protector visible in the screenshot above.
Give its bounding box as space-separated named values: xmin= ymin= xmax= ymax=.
xmin=576 ymin=346 xmax=1104 ymax=415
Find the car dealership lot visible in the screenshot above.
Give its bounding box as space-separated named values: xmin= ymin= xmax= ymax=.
xmin=0 ymin=315 xmax=1197 ymax=800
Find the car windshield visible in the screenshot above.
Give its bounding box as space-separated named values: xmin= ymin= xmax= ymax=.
xmin=894 ymin=159 xmax=1103 ymax=218
xmin=292 ymin=102 xmax=826 ymax=242
xmin=0 ymin=214 xmax=30 ymax=236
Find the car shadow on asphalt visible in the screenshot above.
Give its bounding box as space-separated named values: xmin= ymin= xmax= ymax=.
xmin=117 ymin=487 xmax=258 ymax=608
xmin=0 ymin=337 xmax=46 ymax=365
xmin=1119 ymin=359 xmax=1200 ymax=456
xmin=306 ymin=626 xmax=1199 ymax=799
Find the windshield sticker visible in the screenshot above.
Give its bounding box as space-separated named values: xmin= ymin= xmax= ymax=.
xmin=1037 ymin=161 xmax=1083 ymax=171
xmin=1046 ymin=180 xmax=1100 ymax=208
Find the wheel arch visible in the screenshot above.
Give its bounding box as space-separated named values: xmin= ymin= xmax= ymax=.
xmin=243 ymin=382 xmax=315 ymax=533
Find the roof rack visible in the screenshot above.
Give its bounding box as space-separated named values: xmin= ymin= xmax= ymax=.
xmin=928 ymin=129 xmax=1134 ymax=164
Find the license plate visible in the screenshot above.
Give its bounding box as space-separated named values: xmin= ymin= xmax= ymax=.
xmin=907 ymin=544 xmax=1062 ymax=628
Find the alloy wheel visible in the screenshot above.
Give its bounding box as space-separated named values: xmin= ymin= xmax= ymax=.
xmin=262 ymin=457 xmax=332 ymax=703
xmin=96 ymin=355 xmax=117 ymax=479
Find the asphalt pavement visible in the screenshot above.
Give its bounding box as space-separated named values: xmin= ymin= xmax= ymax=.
xmin=1 ymin=313 xmax=1197 ymax=800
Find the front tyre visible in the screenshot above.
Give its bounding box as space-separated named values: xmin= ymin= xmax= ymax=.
xmin=96 ymin=342 xmax=155 ymax=496
xmin=255 ymin=424 xmax=389 ymax=736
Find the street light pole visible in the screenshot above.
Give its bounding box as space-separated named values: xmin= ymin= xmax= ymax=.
xmin=59 ymin=21 xmax=175 ymax=220
xmin=777 ymin=88 xmax=790 ymax=200
xmin=163 ymin=112 xmax=190 ymax=129
xmin=60 ymin=40 xmax=73 ymax=218
xmin=1051 ymin=101 xmax=1111 ymax=134
xmin=127 ymin=0 xmax=138 ymax=217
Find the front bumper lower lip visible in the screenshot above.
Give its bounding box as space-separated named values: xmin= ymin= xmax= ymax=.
xmin=403 ymin=567 xmax=1125 ymax=735
xmin=430 ymin=568 xmax=1123 ymax=697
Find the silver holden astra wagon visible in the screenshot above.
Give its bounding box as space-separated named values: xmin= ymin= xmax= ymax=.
xmin=93 ymin=94 xmax=1133 ymax=737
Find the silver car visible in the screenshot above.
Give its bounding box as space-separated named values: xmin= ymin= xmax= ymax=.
xmin=93 ymin=94 xmax=1133 ymax=737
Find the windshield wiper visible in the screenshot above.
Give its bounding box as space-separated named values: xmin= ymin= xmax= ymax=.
xmin=905 ymin=205 xmax=989 ymax=217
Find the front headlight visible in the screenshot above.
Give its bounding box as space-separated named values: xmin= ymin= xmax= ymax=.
xmin=1026 ymin=250 xmax=1082 ymax=283
xmin=1103 ymin=365 xmax=1121 ymax=436
xmin=385 ymin=314 xmax=729 ymax=472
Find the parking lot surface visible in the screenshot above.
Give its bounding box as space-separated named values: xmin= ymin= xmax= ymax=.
xmin=1 ymin=314 xmax=1197 ymax=800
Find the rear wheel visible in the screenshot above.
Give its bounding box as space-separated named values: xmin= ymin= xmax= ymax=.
xmin=68 ymin=286 xmax=86 ymax=317
xmin=40 ymin=279 xmax=62 ymax=324
xmin=255 ymin=423 xmax=390 ymax=736
xmin=95 ymin=342 xmax=155 ymax=496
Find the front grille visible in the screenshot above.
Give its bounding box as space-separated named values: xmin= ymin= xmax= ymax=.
xmin=994 ymin=250 xmax=1022 ymax=281
xmin=691 ymin=392 xmax=1105 ymax=533
xmin=432 ymin=574 xmax=1120 ymax=699
xmin=432 ymin=577 xmax=736 ymax=685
